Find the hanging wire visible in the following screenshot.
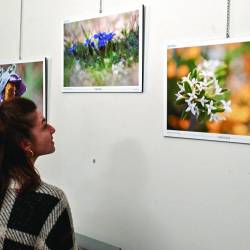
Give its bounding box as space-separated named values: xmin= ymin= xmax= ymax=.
xmin=99 ymin=0 xmax=103 ymax=13
xmin=19 ymin=0 xmax=23 ymax=60
xmin=226 ymin=0 xmax=231 ymax=38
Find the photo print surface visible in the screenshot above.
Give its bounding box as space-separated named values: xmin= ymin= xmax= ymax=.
xmin=63 ymin=5 xmax=144 ymax=92
xmin=0 ymin=59 xmax=47 ymax=116
xmin=165 ymin=38 xmax=250 ymax=144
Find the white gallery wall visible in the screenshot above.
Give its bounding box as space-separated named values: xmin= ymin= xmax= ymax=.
xmin=1 ymin=0 xmax=250 ymax=249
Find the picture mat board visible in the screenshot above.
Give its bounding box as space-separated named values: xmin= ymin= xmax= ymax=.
xmin=164 ymin=37 xmax=250 ymax=144
xmin=62 ymin=5 xmax=144 ymax=92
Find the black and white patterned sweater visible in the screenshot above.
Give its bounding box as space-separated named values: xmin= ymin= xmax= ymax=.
xmin=0 ymin=181 xmax=78 ymax=250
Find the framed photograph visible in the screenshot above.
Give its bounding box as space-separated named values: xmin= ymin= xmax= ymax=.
xmin=0 ymin=58 xmax=47 ymax=117
xmin=63 ymin=5 xmax=144 ymax=92
xmin=164 ymin=37 xmax=250 ymax=144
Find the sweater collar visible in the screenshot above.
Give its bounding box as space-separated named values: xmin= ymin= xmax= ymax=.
xmin=9 ymin=179 xmax=20 ymax=190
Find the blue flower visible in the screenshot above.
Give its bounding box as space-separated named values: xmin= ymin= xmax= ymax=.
xmin=106 ymin=32 xmax=115 ymax=41
xmin=93 ymin=33 xmax=100 ymax=39
xmin=98 ymin=39 xmax=106 ymax=48
xmin=83 ymin=39 xmax=91 ymax=47
xmin=83 ymin=38 xmax=95 ymax=48
xmin=68 ymin=43 xmax=77 ymax=54
xmin=92 ymin=32 xmax=116 ymax=49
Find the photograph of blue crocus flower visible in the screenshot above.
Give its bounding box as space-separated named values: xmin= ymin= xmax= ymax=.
xmin=0 ymin=59 xmax=46 ymax=116
xmin=63 ymin=6 xmax=144 ymax=92
xmin=164 ymin=37 xmax=250 ymax=144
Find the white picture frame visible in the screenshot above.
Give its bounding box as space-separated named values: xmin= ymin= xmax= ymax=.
xmin=62 ymin=5 xmax=144 ymax=93
xmin=164 ymin=37 xmax=250 ymax=144
xmin=0 ymin=58 xmax=47 ymax=117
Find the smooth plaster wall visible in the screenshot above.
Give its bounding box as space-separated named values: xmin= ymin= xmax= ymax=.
xmin=1 ymin=0 xmax=250 ymax=249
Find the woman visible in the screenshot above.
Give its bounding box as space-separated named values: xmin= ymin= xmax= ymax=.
xmin=0 ymin=97 xmax=77 ymax=250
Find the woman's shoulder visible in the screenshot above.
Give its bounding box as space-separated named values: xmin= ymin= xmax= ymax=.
xmin=36 ymin=182 xmax=68 ymax=202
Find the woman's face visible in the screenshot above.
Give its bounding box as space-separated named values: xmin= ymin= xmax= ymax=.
xmin=30 ymin=111 xmax=55 ymax=157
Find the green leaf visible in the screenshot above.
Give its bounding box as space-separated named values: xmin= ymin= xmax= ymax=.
xmin=196 ymin=102 xmax=203 ymax=109
xmin=184 ymin=81 xmax=192 ymax=93
xmin=212 ymin=108 xmax=225 ymax=113
xmin=204 ymin=95 xmax=213 ymax=101
xmin=191 ymin=68 xmax=198 ymax=78
xmin=80 ymin=25 xmax=90 ymax=41
xmin=220 ymin=89 xmax=229 ymax=93
xmin=197 ymin=90 xmax=205 ymax=98
xmin=213 ymin=92 xmax=228 ymax=101
xmin=176 ymin=99 xmax=186 ymax=105
xmin=198 ymin=112 xmax=209 ymax=122
xmin=181 ymin=110 xmax=188 ymax=120
xmin=198 ymin=112 xmax=206 ymax=122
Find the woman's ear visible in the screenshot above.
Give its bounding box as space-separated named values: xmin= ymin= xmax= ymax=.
xmin=20 ymin=139 xmax=32 ymax=152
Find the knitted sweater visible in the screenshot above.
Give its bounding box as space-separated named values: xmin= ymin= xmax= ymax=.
xmin=0 ymin=182 xmax=78 ymax=250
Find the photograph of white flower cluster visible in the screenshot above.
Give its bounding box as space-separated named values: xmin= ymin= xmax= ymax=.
xmin=164 ymin=37 xmax=250 ymax=144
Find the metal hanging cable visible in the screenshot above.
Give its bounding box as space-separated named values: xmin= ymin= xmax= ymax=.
xmin=99 ymin=0 xmax=103 ymax=13
xmin=19 ymin=0 xmax=23 ymax=60
xmin=226 ymin=0 xmax=231 ymax=38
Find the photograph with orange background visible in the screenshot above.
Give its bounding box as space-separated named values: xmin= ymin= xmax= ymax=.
xmin=167 ymin=40 xmax=250 ymax=137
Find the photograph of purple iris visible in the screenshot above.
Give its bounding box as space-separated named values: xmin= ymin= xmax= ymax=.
xmin=0 ymin=64 xmax=26 ymax=102
xmin=0 ymin=59 xmax=46 ymax=115
xmin=63 ymin=6 xmax=144 ymax=92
